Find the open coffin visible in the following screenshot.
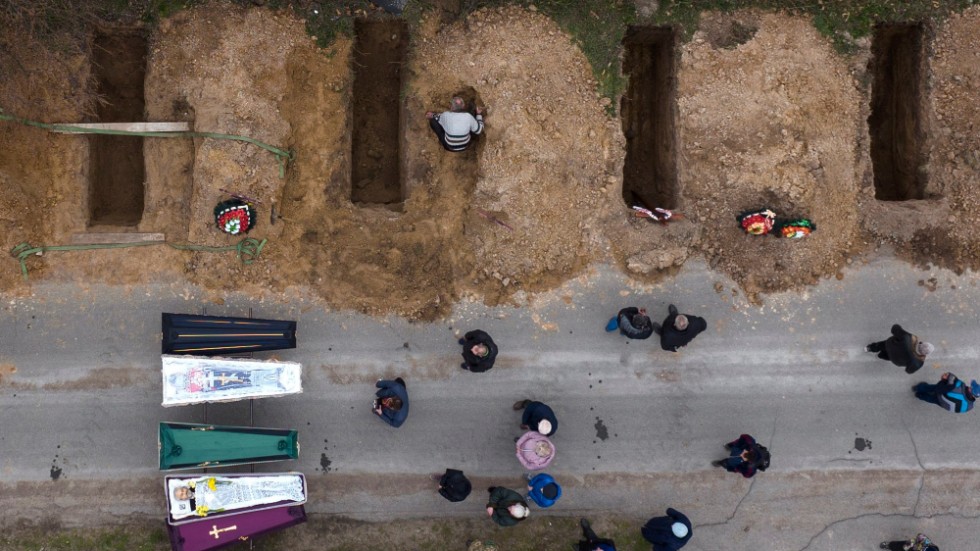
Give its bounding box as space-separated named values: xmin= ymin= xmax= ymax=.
xmin=162 ymin=313 xmax=297 ymax=356
xmin=159 ymin=422 xmax=299 ymax=471
xmin=165 ymin=472 xmax=308 ymax=526
xmin=161 ymin=355 xmax=302 ymax=407
xmin=166 ymin=505 xmax=307 ymax=551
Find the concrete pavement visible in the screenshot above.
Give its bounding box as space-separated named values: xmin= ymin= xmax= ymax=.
xmin=1 ymin=255 xmax=979 ymax=549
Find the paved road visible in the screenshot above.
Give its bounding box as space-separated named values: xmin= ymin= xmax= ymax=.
xmin=1 ymin=256 xmax=979 ymax=550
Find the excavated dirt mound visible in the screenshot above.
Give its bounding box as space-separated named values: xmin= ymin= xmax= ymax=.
xmin=4 ymin=3 xmax=980 ymax=314
xmin=609 ymin=11 xmax=865 ymax=300
xmin=405 ymin=8 xmax=622 ymax=304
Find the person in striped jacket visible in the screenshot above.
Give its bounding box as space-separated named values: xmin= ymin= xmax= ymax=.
xmin=913 ymin=372 xmax=977 ymax=413
xmin=426 ymin=96 xmax=484 ymax=152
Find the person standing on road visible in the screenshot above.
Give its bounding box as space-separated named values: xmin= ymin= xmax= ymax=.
xmin=865 ymin=324 xmax=933 ymax=374
xmin=426 ymin=96 xmax=484 ymax=152
xmin=460 ymin=329 xmax=498 ymax=372
xmin=606 ymin=306 xmax=654 ymax=340
xmin=913 ymin=372 xmax=977 ymax=413
xmin=575 ymin=518 xmax=617 ymax=551
xmin=513 ymin=399 xmax=558 ymax=436
xmin=712 ymin=434 xmax=770 ymax=478
xmin=880 ymin=533 xmax=939 ymax=551
xmin=651 ymin=304 xmax=707 ymax=352
xmin=641 ymin=508 xmax=692 ymax=551
xmin=372 ymin=377 xmax=409 ymax=428
xmin=516 ymin=430 xmax=555 ymax=471
xmin=525 ymin=472 xmax=561 ymax=508
xmin=486 ymin=486 xmax=529 ymax=527
xmin=436 ymin=468 xmax=472 ymax=502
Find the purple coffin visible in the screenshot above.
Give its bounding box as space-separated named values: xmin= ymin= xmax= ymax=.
xmin=167 ymin=505 xmax=307 ymax=551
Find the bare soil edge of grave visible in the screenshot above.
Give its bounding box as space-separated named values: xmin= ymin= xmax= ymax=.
xmin=1 ymin=4 xmax=980 ymax=318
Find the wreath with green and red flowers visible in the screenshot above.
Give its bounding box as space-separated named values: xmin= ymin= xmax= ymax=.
xmin=213 ymin=199 xmax=256 ymax=235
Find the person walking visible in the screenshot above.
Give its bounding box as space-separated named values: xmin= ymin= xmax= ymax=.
xmin=865 ymin=324 xmax=934 ymax=374
xmin=460 ymin=329 xmax=498 ymax=372
xmin=485 ymin=486 xmax=528 ymax=527
xmin=436 ymin=468 xmax=472 ymax=502
xmin=651 ymin=304 xmax=707 ymax=352
xmin=575 ymin=518 xmax=616 ymax=551
xmin=426 ymin=96 xmax=484 ymax=152
xmin=605 ymin=307 xmax=654 ymax=340
xmin=516 ymin=430 xmax=555 ymax=471
xmin=525 ymin=472 xmax=561 ymax=508
xmin=641 ymin=508 xmax=692 ymax=551
xmin=880 ymin=533 xmax=939 ymax=551
xmin=913 ymin=372 xmax=978 ymax=413
xmin=712 ymin=434 xmax=770 ymax=478
xmin=513 ymin=399 xmax=558 ymax=436
xmin=372 ymin=378 xmax=409 ymax=428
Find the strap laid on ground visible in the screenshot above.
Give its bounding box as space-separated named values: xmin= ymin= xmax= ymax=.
xmin=0 ymin=111 xmax=294 ymax=178
xmin=9 ymin=238 xmax=267 ymax=281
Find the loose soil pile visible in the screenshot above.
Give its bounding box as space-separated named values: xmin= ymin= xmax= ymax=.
xmin=3 ymin=2 xmax=980 ymax=315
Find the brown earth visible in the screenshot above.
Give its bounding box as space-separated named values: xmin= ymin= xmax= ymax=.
xmin=3 ymin=2 xmax=980 ymax=316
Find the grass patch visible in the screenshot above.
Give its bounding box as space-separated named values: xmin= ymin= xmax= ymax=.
xmin=0 ymin=517 xmax=654 ymax=551
xmin=650 ymin=0 xmax=978 ymax=52
xmin=0 ymin=525 xmax=169 ymax=551
xmin=532 ymin=0 xmax=637 ymax=114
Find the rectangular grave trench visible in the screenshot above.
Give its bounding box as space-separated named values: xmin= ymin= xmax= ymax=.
xmin=869 ymin=23 xmax=928 ymax=201
xmin=351 ymin=19 xmax=408 ymax=209
xmin=621 ymin=26 xmax=679 ymax=211
xmin=88 ymin=29 xmax=147 ymax=226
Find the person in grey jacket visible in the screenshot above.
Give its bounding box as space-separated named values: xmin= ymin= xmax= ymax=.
xmin=606 ymin=307 xmax=653 ymax=340
xmin=426 ymin=96 xmax=484 ymax=152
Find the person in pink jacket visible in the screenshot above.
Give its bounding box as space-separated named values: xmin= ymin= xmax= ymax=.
xmin=516 ymin=431 xmax=555 ymax=470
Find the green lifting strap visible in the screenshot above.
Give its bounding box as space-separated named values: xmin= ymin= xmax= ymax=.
xmin=9 ymin=237 xmax=267 ymax=281
xmin=0 ymin=110 xmax=294 ymax=178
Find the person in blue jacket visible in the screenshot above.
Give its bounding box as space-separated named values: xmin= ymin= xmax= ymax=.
xmin=641 ymin=508 xmax=692 ymax=551
xmin=373 ymin=377 xmax=409 ymax=427
xmin=525 ymin=472 xmax=561 ymax=508
xmin=913 ymin=372 xmax=977 ymax=413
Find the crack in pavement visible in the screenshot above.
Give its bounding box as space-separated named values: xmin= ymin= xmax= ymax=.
xmin=795 ymin=510 xmax=980 ymax=551
xmin=798 ymin=417 xmax=933 ymax=551
xmin=901 ymin=414 xmax=925 ymax=516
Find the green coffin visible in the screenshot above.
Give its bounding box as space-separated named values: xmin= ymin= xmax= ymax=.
xmin=159 ymin=422 xmax=299 ymax=470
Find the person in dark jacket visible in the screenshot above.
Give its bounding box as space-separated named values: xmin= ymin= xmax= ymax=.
xmin=913 ymin=372 xmax=978 ymax=413
xmin=642 ymin=508 xmax=692 ymax=551
xmin=865 ymin=324 xmax=933 ymax=374
xmin=513 ymin=399 xmax=558 ymax=436
xmin=373 ymin=378 xmax=409 ymax=428
xmin=650 ymin=304 xmax=707 ymax=352
xmin=880 ymin=533 xmax=939 ymax=551
xmin=436 ymin=468 xmax=472 ymax=502
xmin=485 ymin=486 xmax=528 ymax=527
xmin=576 ymin=518 xmax=616 ymax=551
xmin=606 ymin=307 xmax=653 ymax=340
xmin=460 ymin=330 xmax=498 ymax=372
xmin=712 ymin=434 xmax=769 ymax=478
xmin=525 ymin=472 xmax=561 ymax=508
